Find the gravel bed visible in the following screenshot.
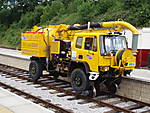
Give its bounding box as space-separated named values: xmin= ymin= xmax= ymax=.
xmin=0 ymin=74 xmax=114 ymax=113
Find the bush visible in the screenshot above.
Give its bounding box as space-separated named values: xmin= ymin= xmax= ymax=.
xmin=77 ymin=1 xmax=96 ymax=24
xmin=40 ymin=0 xmax=65 ymax=25
xmin=49 ymin=13 xmax=80 ymax=25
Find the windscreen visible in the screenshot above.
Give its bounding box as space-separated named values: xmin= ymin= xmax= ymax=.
xmin=100 ymin=35 xmax=127 ymax=55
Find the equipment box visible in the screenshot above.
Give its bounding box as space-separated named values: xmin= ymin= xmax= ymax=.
xmin=21 ymin=32 xmax=47 ymax=57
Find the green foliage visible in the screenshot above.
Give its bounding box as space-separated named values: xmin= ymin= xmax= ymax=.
xmin=1 ymin=0 xmax=150 ymax=48
xmin=95 ymin=0 xmax=115 ymax=14
xmin=0 ymin=24 xmax=27 ymax=48
xmin=77 ymin=1 xmax=95 ymax=23
xmin=40 ymin=0 xmax=65 ymax=24
xmin=49 ymin=13 xmax=80 ymax=25
xmin=66 ymin=0 xmax=83 ymax=14
xmin=0 ymin=8 xmax=11 ymax=25
xmin=18 ymin=5 xmax=44 ymax=28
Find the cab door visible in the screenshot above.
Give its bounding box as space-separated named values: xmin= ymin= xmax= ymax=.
xmin=82 ymin=36 xmax=99 ymax=72
xmin=72 ymin=36 xmax=84 ymax=60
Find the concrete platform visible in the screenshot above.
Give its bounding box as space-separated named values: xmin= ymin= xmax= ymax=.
xmin=130 ymin=69 xmax=150 ymax=82
xmin=0 ymin=87 xmax=54 ymax=113
xmin=0 ymin=48 xmax=30 ymax=60
xmin=0 ymin=105 xmax=13 ymax=113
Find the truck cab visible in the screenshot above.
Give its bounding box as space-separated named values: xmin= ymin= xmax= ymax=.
xmin=70 ymin=33 xmax=136 ymax=95
xmin=72 ymin=33 xmax=135 ymax=72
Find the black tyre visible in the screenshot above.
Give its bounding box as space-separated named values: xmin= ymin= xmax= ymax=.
xmin=29 ymin=60 xmax=43 ymax=81
xmin=71 ymin=68 xmax=89 ymax=94
xmin=104 ymin=80 xmax=118 ymax=94
xmin=108 ymin=83 xmax=118 ymax=94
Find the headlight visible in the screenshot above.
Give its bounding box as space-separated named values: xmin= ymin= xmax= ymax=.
xmin=100 ymin=66 xmax=109 ymax=71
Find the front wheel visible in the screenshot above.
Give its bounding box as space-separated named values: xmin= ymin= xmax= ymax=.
xmin=71 ymin=68 xmax=90 ymax=94
xmin=29 ymin=60 xmax=43 ymax=81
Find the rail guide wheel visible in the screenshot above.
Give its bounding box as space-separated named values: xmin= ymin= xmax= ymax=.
xmin=29 ymin=60 xmax=43 ymax=81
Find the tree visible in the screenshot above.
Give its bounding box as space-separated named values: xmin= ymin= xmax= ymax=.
xmin=40 ymin=0 xmax=64 ymax=24
xmin=77 ymin=1 xmax=95 ymax=23
xmin=18 ymin=5 xmax=44 ymax=28
xmin=0 ymin=8 xmax=11 ymax=25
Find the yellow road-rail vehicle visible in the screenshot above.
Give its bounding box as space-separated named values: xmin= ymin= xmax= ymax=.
xmin=21 ymin=21 xmax=139 ymax=96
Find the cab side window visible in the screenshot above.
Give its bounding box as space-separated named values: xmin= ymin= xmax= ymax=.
xmin=76 ymin=37 xmax=83 ymax=49
xmin=84 ymin=37 xmax=97 ymax=51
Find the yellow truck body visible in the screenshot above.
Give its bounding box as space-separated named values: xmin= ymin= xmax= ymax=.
xmin=21 ymin=21 xmax=139 ymax=96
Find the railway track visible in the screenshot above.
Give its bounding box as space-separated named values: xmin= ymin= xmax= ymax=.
xmin=0 ymin=63 xmax=150 ymax=113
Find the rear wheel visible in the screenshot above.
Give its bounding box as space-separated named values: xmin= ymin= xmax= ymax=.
xmin=71 ymin=68 xmax=90 ymax=94
xmin=29 ymin=60 xmax=43 ymax=81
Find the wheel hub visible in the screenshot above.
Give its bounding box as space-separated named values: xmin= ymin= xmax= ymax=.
xmin=75 ymin=77 xmax=82 ymax=86
xmin=31 ymin=66 xmax=36 ymax=74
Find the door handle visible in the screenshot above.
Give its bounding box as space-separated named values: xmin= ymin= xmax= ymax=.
xmin=88 ymin=51 xmax=94 ymax=55
xmin=78 ymin=55 xmax=83 ymax=59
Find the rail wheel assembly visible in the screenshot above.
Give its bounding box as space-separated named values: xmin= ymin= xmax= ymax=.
xmin=104 ymin=78 xmax=121 ymax=94
xmin=105 ymin=49 xmax=135 ymax=94
xmin=94 ymin=49 xmax=131 ymax=95
xmin=93 ymin=77 xmax=121 ymax=95
xmin=104 ymin=49 xmax=126 ymax=94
